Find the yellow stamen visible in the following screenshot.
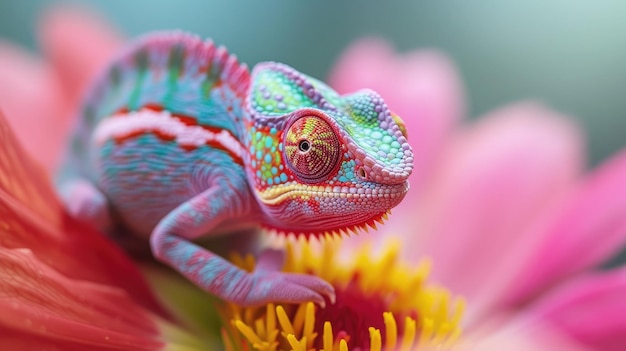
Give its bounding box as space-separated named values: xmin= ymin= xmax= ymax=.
xmin=334 ymin=334 xmax=350 ymax=351
xmin=235 ymin=320 xmax=263 ymax=346
xmin=419 ymin=318 xmax=434 ymax=347
xmin=303 ymin=303 xmax=316 ymax=349
xmin=286 ymin=334 xmax=306 ymax=351
xmin=323 ymin=322 xmax=333 ymax=351
xmin=221 ymin=238 xmax=465 ymax=351
xmin=368 ymin=328 xmax=382 ymax=351
xmin=383 ymin=312 xmax=397 ymax=350
xmin=255 ymin=318 xmax=266 ymax=340
xmin=292 ymin=303 xmax=306 ymax=335
xmin=276 ymin=306 xmax=295 ymax=336
xmin=339 ymin=339 xmax=348 ymax=351
xmin=400 ymin=317 xmax=416 ymax=351
xmin=267 ymin=304 xmax=278 ymax=343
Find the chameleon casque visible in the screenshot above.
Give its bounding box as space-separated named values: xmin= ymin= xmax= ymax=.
xmin=59 ymin=32 xmax=413 ymax=306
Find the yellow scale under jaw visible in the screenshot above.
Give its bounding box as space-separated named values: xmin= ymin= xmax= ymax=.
xmin=220 ymin=238 xmax=466 ymax=351
xmin=261 ymin=210 xmax=391 ymax=239
xmin=256 ymin=183 xmax=410 ymax=206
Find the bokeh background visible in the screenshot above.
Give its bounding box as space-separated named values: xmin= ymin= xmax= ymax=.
xmin=1 ymin=1 xmax=626 ymax=166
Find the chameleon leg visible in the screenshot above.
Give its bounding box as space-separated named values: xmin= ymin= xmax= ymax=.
xmin=150 ymin=185 xmax=335 ymax=306
xmin=60 ymin=179 xmax=112 ymax=232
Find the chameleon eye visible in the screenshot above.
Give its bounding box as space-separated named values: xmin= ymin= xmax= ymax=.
xmin=284 ymin=115 xmax=340 ymax=182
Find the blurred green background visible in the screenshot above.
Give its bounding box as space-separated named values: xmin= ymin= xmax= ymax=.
xmin=1 ymin=0 xmax=626 ymax=165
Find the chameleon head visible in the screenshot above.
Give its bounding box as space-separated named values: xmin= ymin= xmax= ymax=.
xmin=244 ymin=62 xmax=413 ymax=237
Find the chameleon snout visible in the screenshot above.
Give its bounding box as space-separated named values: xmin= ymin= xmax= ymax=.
xmin=352 ymin=146 xmax=413 ymax=186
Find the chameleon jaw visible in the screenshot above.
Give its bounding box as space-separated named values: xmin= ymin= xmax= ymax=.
xmin=260 ymin=210 xmax=391 ymax=240
xmin=256 ymin=182 xmax=409 ymax=206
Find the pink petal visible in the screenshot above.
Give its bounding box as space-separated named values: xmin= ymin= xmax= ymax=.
xmin=38 ymin=5 xmax=123 ymax=103
xmin=0 ymin=110 xmax=169 ymax=319
xmin=0 ymin=6 xmax=123 ymax=175
xmin=508 ymin=146 xmax=626 ymax=305
xmin=462 ymin=326 xmax=589 ymax=351
xmin=524 ymin=266 xmax=626 ymax=351
xmin=327 ymin=38 xmax=463 ymax=202
xmin=412 ymin=103 xmax=584 ymax=319
xmin=0 ymin=41 xmax=70 ymax=174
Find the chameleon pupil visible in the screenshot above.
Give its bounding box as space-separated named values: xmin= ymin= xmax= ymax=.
xmin=299 ymin=140 xmax=311 ymax=152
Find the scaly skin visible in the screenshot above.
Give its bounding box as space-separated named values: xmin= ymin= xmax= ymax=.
xmin=59 ymin=32 xmax=413 ymax=306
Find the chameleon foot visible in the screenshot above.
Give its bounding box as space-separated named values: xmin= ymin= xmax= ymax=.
xmin=61 ymin=179 xmax=112 ymax=232
xmin=241 ymin=269 xmax=335 ymax=307
xmin=239 ymin=248 xmax=335 ymax=307
xmin=151 ymin=231 xmax=335 ymax=307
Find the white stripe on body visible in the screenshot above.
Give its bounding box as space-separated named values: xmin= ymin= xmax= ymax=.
xmin=94 ymin=109 xmax=245 ymax=159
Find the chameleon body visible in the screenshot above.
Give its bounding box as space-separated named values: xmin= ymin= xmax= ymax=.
xmin=60 ymin=32 xmax=413 ymax=306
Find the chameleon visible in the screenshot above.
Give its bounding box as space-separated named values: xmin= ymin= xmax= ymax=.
xmin=59 ymin=31 xmax=413 ymax=307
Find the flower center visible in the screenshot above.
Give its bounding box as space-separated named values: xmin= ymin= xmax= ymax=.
xmin=220 ymin=238 xmax=465 ymax=351
xmin=313 ymin=281 xmax=415 ymax=350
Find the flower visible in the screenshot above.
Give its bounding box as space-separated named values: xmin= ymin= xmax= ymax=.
xmin=328 ymin=38 xmax=626 ymax=350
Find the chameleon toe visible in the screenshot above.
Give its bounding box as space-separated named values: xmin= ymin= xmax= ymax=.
xmin=244 ymin=274 xmax=326 ymax=307
xmin=283 ymin=273 xmax=336 ymax=304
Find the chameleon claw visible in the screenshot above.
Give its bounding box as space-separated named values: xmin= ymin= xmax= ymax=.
xmin=318 ymin=296 xmax=326 ymax=309
xmin=328 ymin=290 xmax=336 ymax=305
xmin=283 ymin=272 xmax=335 ymax=306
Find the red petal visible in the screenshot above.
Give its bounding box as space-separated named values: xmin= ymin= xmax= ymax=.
xmin=0 ymin=248 xmax=164 ymax=350
xmin=0 ymin=110 xmax=167 ymax=315
xmin=0 ymin=110 xmax=173 ymax=342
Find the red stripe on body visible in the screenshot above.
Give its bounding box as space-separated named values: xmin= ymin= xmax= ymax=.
xmin=110 ymin=103 xmax=245 ymax=166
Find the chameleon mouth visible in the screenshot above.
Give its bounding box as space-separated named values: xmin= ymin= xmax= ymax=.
xmin=256 ymin=181 xmax=409 ymax=206
xmin=260 ymin=210 xmax=392 ymax=239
